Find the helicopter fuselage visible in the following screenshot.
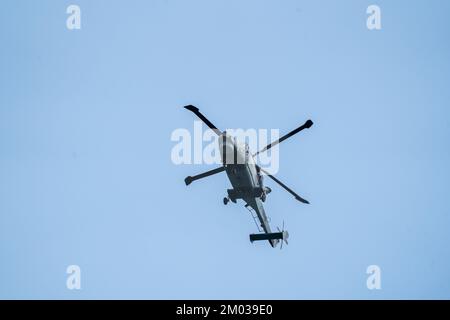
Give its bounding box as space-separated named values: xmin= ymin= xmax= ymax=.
xmin=218 ymin=134 xmax=278 ymax=247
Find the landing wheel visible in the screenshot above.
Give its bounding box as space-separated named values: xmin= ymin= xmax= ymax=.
xmin=261 ymin=193 xmax=266 ymax=202
xmin=223 ymin=197 xmax=229 ymax=205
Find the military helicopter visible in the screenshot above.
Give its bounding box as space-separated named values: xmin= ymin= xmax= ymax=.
xmin=183 ymin=105 xmax=313 ymax=248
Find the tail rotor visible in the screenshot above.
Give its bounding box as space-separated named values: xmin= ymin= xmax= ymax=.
xmin=277 ymin=221 xmax=289 ymax=249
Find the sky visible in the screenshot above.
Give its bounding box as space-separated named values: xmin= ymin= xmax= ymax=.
xmin=1 ymin=0 xmax=450 ymax=299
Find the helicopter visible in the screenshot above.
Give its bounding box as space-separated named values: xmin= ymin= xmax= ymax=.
xmin=183 ymin=105 xmax=313 ymax=248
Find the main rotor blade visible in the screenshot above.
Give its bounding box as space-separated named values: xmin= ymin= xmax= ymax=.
xmin=254 ymin=119 xmax=313 ymax=156
xmin=258 ymin=166 xmax=310 ymax=204
xmin=184 ymin=105 xmax=222 ymax=136
xmin=184 ymin=166 xmax=225 ymax=186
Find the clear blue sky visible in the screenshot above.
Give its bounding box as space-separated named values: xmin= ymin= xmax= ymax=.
xmin=1 ymin=0 xmax=450 ymax=299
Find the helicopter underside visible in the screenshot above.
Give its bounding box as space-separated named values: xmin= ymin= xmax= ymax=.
xmin=224 ymin=164 xmax=280 ymax=247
